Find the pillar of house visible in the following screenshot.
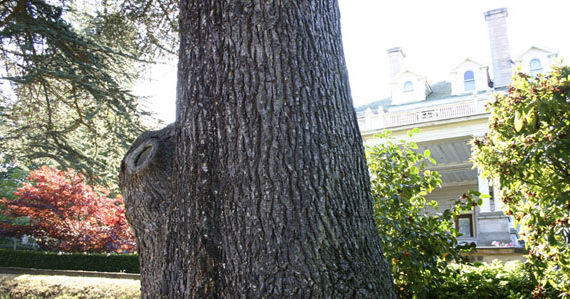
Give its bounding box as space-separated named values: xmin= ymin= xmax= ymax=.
xmin=364 ymin=108 xmax=374 ymax=131
xmin=478 ymin=172 xmax=491 ymax=213
xmin=377 ymin=107 xmax=385 ymax=128
xmin=492 ymin=178 xmax=503 ymax=211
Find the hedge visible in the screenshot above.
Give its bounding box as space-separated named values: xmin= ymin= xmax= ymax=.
xmin=426 ymin=261 xmax=561 ymax=298
xmin=0 ymin=249 xmax=139 ymax=273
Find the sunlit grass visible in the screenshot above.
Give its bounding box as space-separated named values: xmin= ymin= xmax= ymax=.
xmin=0 ymin=274 xmax=140 ymax=298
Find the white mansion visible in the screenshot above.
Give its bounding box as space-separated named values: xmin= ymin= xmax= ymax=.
xmin=355 ymin=8 xmax=558 ymax=258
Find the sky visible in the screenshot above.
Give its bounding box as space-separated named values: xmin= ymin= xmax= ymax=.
xmin=135 ymin=0 xmax=570 ymax=124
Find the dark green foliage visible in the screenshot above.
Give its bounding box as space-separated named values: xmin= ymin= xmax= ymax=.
xmin=0 ymin=0 xmax=150 ymax=186
xmin=119 ymin=0 xmax=179 ymax=59
xmin=366 ymin=130 xmax=479 ymax=297
xmin=472 ymin=66 xmax=570 ymax=295
xmin=0 ymin=166 xmax=28 ymax=200
xmin=427 ymin=261 xmax=560 ymax=299
xmin=0 ymin=249 xmax=139 ymax=273
xmin=0 ymin=165 xmax=29 ymax=237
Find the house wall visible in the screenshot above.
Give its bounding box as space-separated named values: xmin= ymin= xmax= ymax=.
xmin=425 ymin=183 xmax=512 ymax=246
xmin=468 ymin=247 xmax=527 ymax=262
xmin=426 ymin=184 xmax=478 ymax=243
xmin=426 ymin=184 xmax=478 ymax=212
xmin=477 ymin=212 xmax=513 ymax=246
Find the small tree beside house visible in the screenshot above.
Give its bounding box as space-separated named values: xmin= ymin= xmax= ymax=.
xmin=472 ymin=66 xmax=570 ymax=296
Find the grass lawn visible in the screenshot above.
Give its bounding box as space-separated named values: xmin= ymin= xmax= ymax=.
xmin=0 ymin=273 xmax=140 ymax=298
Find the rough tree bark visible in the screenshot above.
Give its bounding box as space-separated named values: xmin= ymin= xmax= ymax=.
xmin=120 ymin=124 xmax=174 ymax=295
xmin=121 ymin=1 xmax=396 ymax=297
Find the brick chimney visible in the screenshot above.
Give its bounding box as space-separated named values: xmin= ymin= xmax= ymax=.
xmin=485 ymin=8 xmax=512 ymax=88
xmin=387 ymin=47 xmax=405 ymax=78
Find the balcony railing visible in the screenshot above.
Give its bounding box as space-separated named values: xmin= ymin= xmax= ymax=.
xmin=358 ymin=100 xmax=485 ymax=131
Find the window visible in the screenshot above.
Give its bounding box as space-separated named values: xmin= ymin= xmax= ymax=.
xmin=455 ymin=214 xmax=474 ymax=238
xmin=530 ymin=58 xmax=542 ymax=77
xmin=464 ymin=70 xmax=475 ymax=91
xmin=403 ymin=81 xmax=413 ymax=92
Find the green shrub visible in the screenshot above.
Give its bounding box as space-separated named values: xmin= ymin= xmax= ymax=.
xmin=428 ymin=261 xmax=561 ymax=298
xmin=472 ymin=66 xmax=570 ymax=295
xmin=0 ymin=249 xmax=139 ymax=273
xmin=366 ymin=130 xmax=478 ymax=297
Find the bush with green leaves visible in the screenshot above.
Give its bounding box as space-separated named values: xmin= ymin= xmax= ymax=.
xmin=0 ymin=165 xmax=30 ymax=238
xmin=472 ymin=66 xmax=570 ymax=296
xmin=366 ymin=130 xmax=479 ymax=297
xmin=427 ymin=260 xmax=560 ymax=298
xmin=0 ymin=165 xmax=28 ymax=200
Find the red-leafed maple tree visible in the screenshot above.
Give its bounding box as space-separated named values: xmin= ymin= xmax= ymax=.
xmin=0 ymin=166 xmax=135 ymax=253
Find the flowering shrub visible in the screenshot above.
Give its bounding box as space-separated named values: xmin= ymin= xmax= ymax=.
xmin=0 ymin=166 xmax=135 ymax=253
xmin=472 ymin=66 xmax=570 ymax=295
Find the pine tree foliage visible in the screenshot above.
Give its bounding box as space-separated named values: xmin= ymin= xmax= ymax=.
xmin=0 ymin=0 xmax=151 ymax=185
xmin=119 ymin=0 xmax=179 ymax=59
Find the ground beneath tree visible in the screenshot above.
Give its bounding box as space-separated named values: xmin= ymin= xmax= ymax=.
xmin=0 ymin=273 xmax=140 ymax=298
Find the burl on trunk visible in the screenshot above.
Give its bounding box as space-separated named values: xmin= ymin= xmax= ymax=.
xmin=121 ymin=1 xmax=395 ymax=298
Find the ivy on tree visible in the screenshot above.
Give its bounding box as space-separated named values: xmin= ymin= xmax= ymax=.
xmin=472 ymin=66 xmax=570 ymax=296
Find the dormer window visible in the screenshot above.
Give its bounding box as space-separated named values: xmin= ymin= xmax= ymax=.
xmin=403 ymin=81 xmax=413 ymax=92
xmin=464 ymin=70 xmax=475 ymax=92
xmin=530 ymin=58 xmax=542 ymax=76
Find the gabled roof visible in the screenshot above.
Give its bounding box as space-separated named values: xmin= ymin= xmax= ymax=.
xmin=354 ymin=81 xmax=453 ymax=113
xmin=449 ymin=58 xmax=486 ymax=72
xmin=354 ymin=97 xmax=392 ymax=113
xmin=515 ymin=45 xmax=558 ymax=60
xmin=390 ymin=69 xmax=426 ymax=83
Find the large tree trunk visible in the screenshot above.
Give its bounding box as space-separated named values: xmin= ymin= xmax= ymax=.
xmin=122 ymin=1 xmax=396 ymax=297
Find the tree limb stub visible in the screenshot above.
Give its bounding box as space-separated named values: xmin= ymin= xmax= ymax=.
xmin=120 ymin=124 xmax=174 ymax=297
